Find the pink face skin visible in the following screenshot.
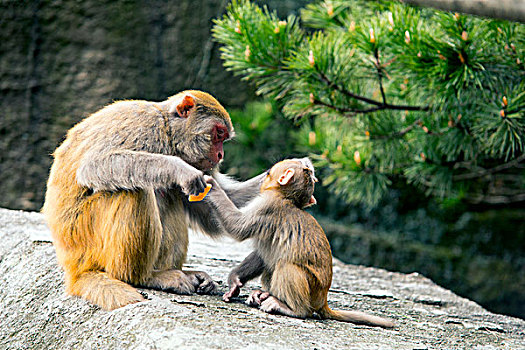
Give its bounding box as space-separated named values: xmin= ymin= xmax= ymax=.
xmin=200 ymin=123 xmax=229 ymax=170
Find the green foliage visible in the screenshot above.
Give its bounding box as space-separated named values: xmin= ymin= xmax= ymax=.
xmin=221 ymin=101 xmax=303 ymax=179
xmin=213 ymin=0 xmax=525 ymax=208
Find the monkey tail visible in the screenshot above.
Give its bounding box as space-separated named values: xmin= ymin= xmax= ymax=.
xmin=67 ymin=271 xmax=145 ymax=311
xmin=318 ymin=303 xmax=394 ymax=328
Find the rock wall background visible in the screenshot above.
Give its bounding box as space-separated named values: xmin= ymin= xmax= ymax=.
xmin=0 ymin=0 xmax=307 ymax=210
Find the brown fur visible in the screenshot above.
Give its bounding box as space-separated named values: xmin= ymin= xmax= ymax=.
xmin=43 ymin=90 xmax=263 ymax=310
xmin=206 ymin=158 xmax=394 ymax=328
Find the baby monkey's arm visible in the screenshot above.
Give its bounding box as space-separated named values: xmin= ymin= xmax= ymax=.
xmin=204 ymin=176 xmax=263 ymax=241
xmin=212 ymin=171 xmax=266 ymax=208
xmin=223 ymin=251 xmax=265 ymax=302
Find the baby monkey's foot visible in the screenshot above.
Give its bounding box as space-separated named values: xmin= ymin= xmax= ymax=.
xmin=260 ymin=295 xmax=297 ymax=317
xmin=246 ymin=289 xmax=270 ymax=307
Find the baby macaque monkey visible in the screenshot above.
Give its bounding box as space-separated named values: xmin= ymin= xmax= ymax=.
xmin=205 ymin=158 xmax=394 ymax=328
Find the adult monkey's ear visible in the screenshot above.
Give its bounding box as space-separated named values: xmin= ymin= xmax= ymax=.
xmin=278 ymin=168 xmax=295 ymax=185
xmin=175 ymin=95 xmax=195 ymax=118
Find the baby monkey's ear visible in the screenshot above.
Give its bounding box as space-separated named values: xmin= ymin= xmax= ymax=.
xmin=278 ymin=168 xmax=295 ymax=185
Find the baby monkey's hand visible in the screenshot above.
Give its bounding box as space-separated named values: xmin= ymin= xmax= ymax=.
xmin=223 ymin=273 xmax=243 ymax=302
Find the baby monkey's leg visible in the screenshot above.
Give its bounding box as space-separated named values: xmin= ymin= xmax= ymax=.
xmin=245 ymin=268 xmax=272 ymax=306
xmin=250 ymin=263 xmax=312 ymax=318
xmin=246 ymin=289 xmax=271 ymax=306
xmin=246 ymin=290 xmax=297 ymax=318
xmin=259 ymin=295 xmax=299 ymax=318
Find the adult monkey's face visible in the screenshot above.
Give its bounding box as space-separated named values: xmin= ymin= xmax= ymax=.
xmin=170 ymin=90 xmax=234 ymax=171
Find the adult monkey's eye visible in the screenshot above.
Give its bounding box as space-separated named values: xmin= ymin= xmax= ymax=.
xmin=214 ymin=124 xmax=229 ymax=142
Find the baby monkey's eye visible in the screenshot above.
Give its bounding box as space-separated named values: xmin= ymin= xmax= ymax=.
xmin=304 ymin=167 xmax=318 ymax=182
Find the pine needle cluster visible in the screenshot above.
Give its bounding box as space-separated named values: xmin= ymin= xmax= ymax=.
xmin=213 ymin=0 xmax=524 ymax=207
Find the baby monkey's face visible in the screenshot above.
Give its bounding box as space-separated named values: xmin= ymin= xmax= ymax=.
xmin=264 ymin=158 xmax=318 ymax=208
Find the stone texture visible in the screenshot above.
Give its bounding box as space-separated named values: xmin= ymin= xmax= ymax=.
xmin=1 ymin=208 xmax=524 ymax=350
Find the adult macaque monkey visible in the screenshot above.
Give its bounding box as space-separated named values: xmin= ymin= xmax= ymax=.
xmin=205 ymin=158 xmax=394 ymax=328
xmin=42 ymin=90 xmax=264 ymax=310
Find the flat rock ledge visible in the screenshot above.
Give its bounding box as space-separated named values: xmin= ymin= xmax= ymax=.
xmin=0 ymin=208 xmax=523 ymax=350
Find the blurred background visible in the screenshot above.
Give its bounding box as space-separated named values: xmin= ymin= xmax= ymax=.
xmin=1 ymin=0 xmax=523 ymax=320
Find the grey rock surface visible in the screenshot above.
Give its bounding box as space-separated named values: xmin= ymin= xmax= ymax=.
xmin=0 ymin=208 xmax=524 ymax=350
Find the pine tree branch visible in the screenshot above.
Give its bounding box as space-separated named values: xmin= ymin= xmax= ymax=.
xmin=318 ymin=71 xmax=381 ymax=106
xmin=312 ymin=98 xmax=383 ymax=115
xmin=370 ymin=120 xmax=422 ymax=139
xmin=374 ymin=50 xmax=387 ymax=105
xmin=312 ymin=98 xmax=360 ymax=114
xmin=317 ymin=72 xmax=429 ymax=112
xmin=453 ymin=153 xmax=525 ymax=181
